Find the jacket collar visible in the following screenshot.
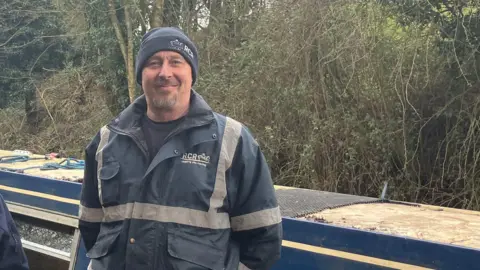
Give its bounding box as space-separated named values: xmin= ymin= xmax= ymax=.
xmin=108 ymin=89 xmax=214 ymax=133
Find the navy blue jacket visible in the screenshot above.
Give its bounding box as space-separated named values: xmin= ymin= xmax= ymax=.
xmin=0 ymin=193 xmax=29 ymax=270
xmin=79 ymin=90 xmax=282 ymax=270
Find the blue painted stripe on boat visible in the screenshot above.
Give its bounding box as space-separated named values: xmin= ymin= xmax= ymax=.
xmin=281 ymin=217 xmax=480 ymax=270
xmin=0 ymin=170 xmax=82 ymax=200
xmin=0 ymin=189 xmax=79 ymax=217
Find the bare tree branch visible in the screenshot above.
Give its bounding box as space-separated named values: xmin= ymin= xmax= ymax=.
xmin=107 ymin=0 xmax=128 ymax=65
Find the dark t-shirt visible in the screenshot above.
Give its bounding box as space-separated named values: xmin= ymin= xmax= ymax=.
xmin=141 ymin=114 xmax=184 ymax=162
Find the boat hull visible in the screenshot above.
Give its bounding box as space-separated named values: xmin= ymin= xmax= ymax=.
xmin=0 ymin=170 xmax=478 ymax=270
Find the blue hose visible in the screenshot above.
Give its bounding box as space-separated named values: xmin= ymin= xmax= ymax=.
xmin=0 ymin=157 xmax=85 ymax=173
xmin=0 ymin=155 xmax=29 ymax=163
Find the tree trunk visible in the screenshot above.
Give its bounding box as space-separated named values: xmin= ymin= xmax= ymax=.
xmin=150 ymin=0 xmax=164 ymax=28
xmin=124 ymin=0 xmax=136 ymax=103
xmin=107 ymin=0 xmax=127 ymax=65
xmin=106 ymin=0 xmax=136 ymax=103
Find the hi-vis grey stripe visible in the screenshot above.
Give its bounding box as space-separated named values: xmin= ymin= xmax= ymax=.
xmin=79 ymin=205 xmax=104 ymax=223
xmin=231 ymin=206 xmax=282 ymax=231
xmin=95 ymin=126 xmax=111 ymax=206
xmin=80 ymin=203 xmax=282 ymax=230
xmin=210 ymin=117 xmax=242 ymax=212
xmin=79 ymin=203 xmax=231 ymax=229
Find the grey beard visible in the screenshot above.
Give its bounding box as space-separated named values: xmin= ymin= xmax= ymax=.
xmin=152 ymin=93 xmax=177 ymax=111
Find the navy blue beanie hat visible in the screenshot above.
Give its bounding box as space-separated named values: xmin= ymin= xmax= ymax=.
xmin=135 ymin=27 xmax=199 ymax=86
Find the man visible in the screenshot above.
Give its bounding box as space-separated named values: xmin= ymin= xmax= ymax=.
xmin=79 ymin=27 xmax=283 ymax=270
xmin=0 ymin=193 xmax=29 ymax=270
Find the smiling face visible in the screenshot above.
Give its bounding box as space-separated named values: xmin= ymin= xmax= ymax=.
xmin=141 ymin=50 xmax=192 ymax=120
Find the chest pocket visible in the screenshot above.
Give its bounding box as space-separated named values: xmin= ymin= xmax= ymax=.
xmin=98 ymin=161 xmax=120 ymax=206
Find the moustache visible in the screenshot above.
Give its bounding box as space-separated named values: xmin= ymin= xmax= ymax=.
xmin=154 ymin=77 xmax=179 ymax=87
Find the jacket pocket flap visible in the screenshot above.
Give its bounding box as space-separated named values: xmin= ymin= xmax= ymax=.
xmin=86 ymin=224 xmax=122 ymax=259
xmin=167 ymin=231 xmax=225 ymax=270
xmin=98 ymin=161 xmax=120 ymax=180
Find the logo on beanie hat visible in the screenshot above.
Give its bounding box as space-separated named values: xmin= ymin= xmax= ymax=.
xmin=169 ymin=39 xmax=194 ymax=59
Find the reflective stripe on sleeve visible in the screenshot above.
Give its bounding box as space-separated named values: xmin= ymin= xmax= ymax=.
xmin=231 ymin=206 xmax=282 ymax=231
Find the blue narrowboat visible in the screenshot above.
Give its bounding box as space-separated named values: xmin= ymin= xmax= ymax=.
xmin=0 ymin=150 xmax=478 ymax=270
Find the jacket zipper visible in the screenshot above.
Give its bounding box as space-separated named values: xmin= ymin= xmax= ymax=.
xmin=156 ymin=118 xmax=215 ymax=270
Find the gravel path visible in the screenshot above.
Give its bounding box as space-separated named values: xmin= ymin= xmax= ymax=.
xmin=14 ymin=219 xmax=73 ymax=253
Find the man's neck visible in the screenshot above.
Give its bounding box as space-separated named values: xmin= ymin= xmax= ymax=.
xmin=146 ymin=105 xmax=188 ymax=122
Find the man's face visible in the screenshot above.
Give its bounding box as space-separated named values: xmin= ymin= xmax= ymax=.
xmin=141 ymin=51 xmax=192 ymax=112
